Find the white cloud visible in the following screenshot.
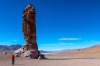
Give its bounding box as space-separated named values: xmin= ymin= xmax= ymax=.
xmin=13 ymin=40 xmax=18 ymax=42
xmin=42 ymin=43 xmax=62 ymax=46
xmin=90 ymin=40 xmax=100 ymax=44
xmin=42 ymin=42 xmax=75 ymax=46
xmin=0 ymin=39 xmax=18 ymax=45
xmin=59 ymin=42 xmax=75 ymax=45
xmin=58 ymin=38 xmax=81 ymax=40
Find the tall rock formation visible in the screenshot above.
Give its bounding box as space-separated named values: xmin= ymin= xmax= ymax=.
xmin=15 ymin=4 xmax=46 ymax=59
xmin=22 ymin=4 xmax=39 ymax=59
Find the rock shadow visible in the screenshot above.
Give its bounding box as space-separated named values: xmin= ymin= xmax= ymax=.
xmin=46 ymin=58 xmax=95 ymax=60
xmin=14 ymin=64 xmax=25 ymax=66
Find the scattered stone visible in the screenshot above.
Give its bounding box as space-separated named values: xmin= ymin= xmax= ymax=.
xmin=3 ymin=51 xmax=7 ymax=55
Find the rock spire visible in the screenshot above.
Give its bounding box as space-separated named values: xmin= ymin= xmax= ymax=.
xmin=22 ymin=4 xmax=39 ymax=58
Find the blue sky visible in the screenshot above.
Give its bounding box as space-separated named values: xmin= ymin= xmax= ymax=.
xmin=0 ymin=0 xmax=100 ymax=51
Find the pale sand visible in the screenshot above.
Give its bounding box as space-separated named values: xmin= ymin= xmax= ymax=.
xmin=1 ymin=55 xmax=100 ymax=66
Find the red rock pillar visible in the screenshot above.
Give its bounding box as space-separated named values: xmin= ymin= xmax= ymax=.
xmin=22 ymin=4 xmax=39 ymax=59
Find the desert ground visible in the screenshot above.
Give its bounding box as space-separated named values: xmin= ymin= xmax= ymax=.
xmin=1 ymin=45 xmax=100 ymax=66
xmin=1 ymin=54 xmax=100 ymax=66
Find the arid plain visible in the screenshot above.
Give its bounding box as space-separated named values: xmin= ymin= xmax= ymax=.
xmin=1 ymin=45 xmax=100 ymax=66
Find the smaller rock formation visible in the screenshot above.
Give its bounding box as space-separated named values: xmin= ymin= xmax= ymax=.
xmin=3 ymin=51 xmax=7 ymax=55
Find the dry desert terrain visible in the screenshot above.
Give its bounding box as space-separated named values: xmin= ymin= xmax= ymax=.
xmin=1 ymin=55 xmax=100 ymax=66
xmin=1 ymin=45 xmax=100 ymax=66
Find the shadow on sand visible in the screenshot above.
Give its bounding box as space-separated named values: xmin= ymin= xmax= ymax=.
xmin=46 ymin=58 xmax=95 ymax=60
xmin=14 ymin=64 xmax=25 ymax=66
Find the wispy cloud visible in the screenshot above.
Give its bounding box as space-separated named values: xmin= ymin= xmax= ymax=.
xmin=42 ymin=42 xmax=75 ymax=46
xmin=90 ymin=40 xmax=100 ymax=44
xmin=0 ymin=39 xmax=18 ymax=45
xmin=58 ymin=38 xmax=81 ymax=40
xmin=84 ymin=40 xmax=100 ymax=44
xmin=59 ymin=42 xmax=75 ymax=45
xmin=13 ymin=40 xmax=18 ymax=42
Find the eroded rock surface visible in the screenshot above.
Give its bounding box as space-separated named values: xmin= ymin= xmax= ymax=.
xmin=22 ymin=4 xmax=39 ymax=58
xmin=15 ymin=4 xmax=39 ymax=59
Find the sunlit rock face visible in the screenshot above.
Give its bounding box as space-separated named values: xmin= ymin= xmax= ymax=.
xmin=15 ymin=4 xmax=46 ymax=59
xmin=22 ymin=4 xmax=39 ymax=58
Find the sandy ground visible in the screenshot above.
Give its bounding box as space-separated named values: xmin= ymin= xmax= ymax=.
xmin=1 ymin=55 xmax=100 ymax=66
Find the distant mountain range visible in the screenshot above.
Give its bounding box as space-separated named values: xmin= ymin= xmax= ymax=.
xmin=1 ymin=44 xmax=100 ymax=56
xmin=0 ymin=44 xmax=68 ymax=54
xmin=0 ymin=44 xmax=22 ymax=50
xmin=55 ymin=44 xmax=100 ymax=57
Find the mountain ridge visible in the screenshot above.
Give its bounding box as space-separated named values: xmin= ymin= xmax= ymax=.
xmin=0 ymin=44 xmax=22 ymax=50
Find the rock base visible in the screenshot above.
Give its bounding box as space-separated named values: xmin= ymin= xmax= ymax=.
xmin=15 ymin=47 xmax=46 ymax=59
